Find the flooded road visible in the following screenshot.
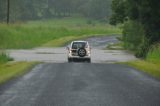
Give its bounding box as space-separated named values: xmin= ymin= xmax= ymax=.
xmin=8 ymin=36 xmax=137 ymax=63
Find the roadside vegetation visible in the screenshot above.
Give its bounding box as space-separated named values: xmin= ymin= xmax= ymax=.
xmin=146 ymin=44 xmax=160 ymax=63
xmin=107 ymin=38 xmax=160 ymax=79
xmin=126 ymin=61 xmax=160 ymax=79
xmin=0 ymin=52 xmax=13 ymax=63
xmin=0 ymin=62 xmax=37 ymax=84
xmin=0 ymin=51 xmax=37 ymax=85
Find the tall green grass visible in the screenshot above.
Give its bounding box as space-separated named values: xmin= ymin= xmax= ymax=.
xmin=0 ymin=17 xmax=122 ymax=49
xmin=147 ymin=43 xmax=160 ymax=63
xmin=0 ymin=52 xmax=13 ymax=63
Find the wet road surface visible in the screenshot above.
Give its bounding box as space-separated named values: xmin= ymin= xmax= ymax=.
xmin=0 ymin=63 xmax=160 ymax=106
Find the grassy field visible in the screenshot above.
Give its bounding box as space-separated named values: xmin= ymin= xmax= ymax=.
xmin=0 ymin=62 xmax=37 ymax=85
xmin=124 ymin=43 xmax=160 ymax=79
xmin=0 ymin=17 xmax=122 ymax=49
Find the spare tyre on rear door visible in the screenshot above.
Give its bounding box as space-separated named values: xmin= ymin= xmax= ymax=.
xmin=67 ymin=41 xmax=91 ymax=63
xmin=78 ymin=48 xmax=86 ymax=57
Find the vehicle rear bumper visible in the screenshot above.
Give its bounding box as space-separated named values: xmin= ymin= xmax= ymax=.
xmin=68 ymin=56 xmax=91 ymax=60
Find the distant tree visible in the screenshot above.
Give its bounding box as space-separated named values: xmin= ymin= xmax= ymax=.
xmin=110 ymin=0 xmax=126 ymax=25
xmin=89 ymin=0 xmax=112 ymax=20
xmin=0 ymin=0 xmax=7 ymax=22
xmin=0 ymin=0 xmax=113 ymax=22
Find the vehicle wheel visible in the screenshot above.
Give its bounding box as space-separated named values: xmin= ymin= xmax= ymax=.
xmin=87 ymin=59 xmax=91 ymax=63
xmin=78 ymin=48 xmax=86 ymax=57
xmin=68 ymin=58 xmax=72 ymax=63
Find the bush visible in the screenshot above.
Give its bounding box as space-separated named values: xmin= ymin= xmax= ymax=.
xmin=0 ymin=52 xmax=13 ymax=63
xmin=86 ymin=20 xmax=95 ymax=26
xmin=147 ymin=43 xmax=160 ymax=63
xmin=135 ymin=37 xmax=150 ymax=58
xmin=122 ymin=20 xmax=150 ymax=57
xmin=123 ymin=20 xmax=144 ymax=50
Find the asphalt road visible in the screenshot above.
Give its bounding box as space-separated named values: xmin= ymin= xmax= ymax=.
xmin=0 ymin=63 xmax=160 ymax=106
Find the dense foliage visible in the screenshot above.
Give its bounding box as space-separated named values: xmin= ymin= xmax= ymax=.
xmin=110 ymin=0 xmax=160 ymax=57
xmin=0 ymin=0 xmax=112 ymax=22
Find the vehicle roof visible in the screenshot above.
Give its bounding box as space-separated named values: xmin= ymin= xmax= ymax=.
xmin=72 ymin=41 xmax=87 ymax=43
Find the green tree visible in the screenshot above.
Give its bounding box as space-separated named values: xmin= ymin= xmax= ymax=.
xmin=110 ymin=0 xmax=160 ymax=57
xmin=110 ymin=0 xmax=126 ymax=25
xmin=0 ymin=0 xmax=113 ymax=22
xmin=89 ymin=0 xmax=112 ymax=20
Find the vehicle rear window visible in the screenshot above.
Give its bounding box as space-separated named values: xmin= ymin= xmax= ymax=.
xmin=72 ymin=42 xmax=86 ymax=49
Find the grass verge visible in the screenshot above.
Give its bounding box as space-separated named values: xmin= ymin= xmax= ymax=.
xmin=123 ymin=44 xmax=160 ymax=79
xmin=124 ymin=60 xmax=160 ymax=79
xmin=0 ymin=62 xmax=37 ymax=85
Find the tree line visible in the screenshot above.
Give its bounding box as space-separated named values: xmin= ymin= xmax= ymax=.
xmin=110 ymin=0 xmax=160 ymax=57
xmin=0 ymin=0 xmax=112 ymax=22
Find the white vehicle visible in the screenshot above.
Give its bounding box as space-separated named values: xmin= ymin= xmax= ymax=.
xmin=67 ymin=41 xmax=91 ymax=63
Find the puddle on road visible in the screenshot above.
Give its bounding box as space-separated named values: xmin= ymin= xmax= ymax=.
xmin=35 ymin=52 xmax=65 ymax=54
